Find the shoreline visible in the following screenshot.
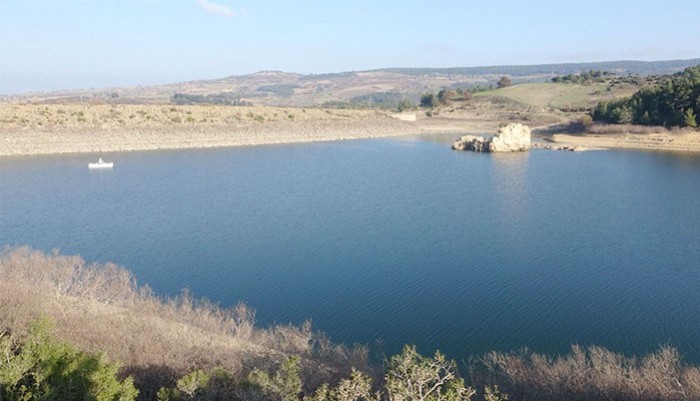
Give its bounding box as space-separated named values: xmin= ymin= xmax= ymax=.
xmin=551 ymin=132 xmax=700 ymax=153
xmin=5 ymin=126 xmax=700 ymax=158
xmin=0 ymin=104 xmax=499 ymax=157
xmin=0 ymin=123 xmax=427 ymax=157
xmin=3 ymin=103 xmax=700 ymax=157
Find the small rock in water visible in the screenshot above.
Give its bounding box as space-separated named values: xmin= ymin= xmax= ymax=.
xmin=452 ymin=135 xmax=489 ymax=152
xmin=452 ymin=123 xmax=531 ymax=153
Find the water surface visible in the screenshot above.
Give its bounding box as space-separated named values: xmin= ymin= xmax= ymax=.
xmin=2 ymin=137 xmax=700 ymax=361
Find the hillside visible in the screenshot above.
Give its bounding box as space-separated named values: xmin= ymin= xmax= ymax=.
xmin=0 ymin=104 xmax=441 ymax=156
xmin=0 ymin=72 xmax=668 ymax=157
xmin=592 ymin=65 xmax=700 ymax=127
xmin=371 ymin=58 xmax=700 ymax=77
xmin=3 ymin=59 xmax=698 ymax=108
xmin=473 ymin=81 xmax=641 ymax=110
xmin=0 ymin=247 xmax=368 ymax=399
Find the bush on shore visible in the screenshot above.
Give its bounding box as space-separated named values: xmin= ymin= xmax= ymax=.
xmin=156 ymin=345 xmax=484 ymax=401
xmin=0 ymin=318 xmax=138 ymax=401
xmin=477 ymin=345 xmax=700 ymax=401
xmin=0 ymin=246 xmax=369 ymax=399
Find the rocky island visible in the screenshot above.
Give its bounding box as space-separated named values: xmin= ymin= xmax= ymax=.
xmin=452 ymin=123 xmax=532 ymax=152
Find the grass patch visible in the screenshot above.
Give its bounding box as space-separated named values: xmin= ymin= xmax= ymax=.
xmin=474 ymin=82 xmax=638 ymax=110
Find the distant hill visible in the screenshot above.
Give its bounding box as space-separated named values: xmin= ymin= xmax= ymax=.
xmin=5 ymin=58 xmax=699 ymax=107
xmin=369 ymin=59 xmax=700 ymax=77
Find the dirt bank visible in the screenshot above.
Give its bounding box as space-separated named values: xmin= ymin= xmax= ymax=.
xmin=0 ymin=104 xmax=495 ymax=156
xmin=552 ymin=132 xmax=700 ymax=152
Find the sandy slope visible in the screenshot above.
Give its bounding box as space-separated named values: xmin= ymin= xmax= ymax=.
xmin=0 ymin=104 xmax=502 ymax=156
xmin=552 ymin=132 xmax=700 ymax=152
xmin=0 ymin=120 xmax=422 ymax=156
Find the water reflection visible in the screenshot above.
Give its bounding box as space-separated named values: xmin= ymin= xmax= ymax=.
xmin=656 ymin=150 xmax=700 ymax=168
xmin=489 ymin=152 xmax=531 ymax=235
xmin=393 ymin=133 xmax=473 ymax=146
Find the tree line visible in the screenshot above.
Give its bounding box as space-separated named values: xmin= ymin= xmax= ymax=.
xmin=320 ymin=92 xmax=418 ymax=111
xmin=171 ymin=93 xmax=252 ymax=106
xmin=551 ymin=70 xmax=614 ymax=84
xmin=592 ymin=65 xmax=700 ymax=127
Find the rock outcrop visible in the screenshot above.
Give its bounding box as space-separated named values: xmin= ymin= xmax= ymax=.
xmin=451 ymin=135 xmax=490 ymax=152
xmin=452 ymin=123 xmax=531 ymax=152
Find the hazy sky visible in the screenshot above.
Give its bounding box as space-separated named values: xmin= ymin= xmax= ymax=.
xmin=2 ymin=0 xmax=699 ymax=94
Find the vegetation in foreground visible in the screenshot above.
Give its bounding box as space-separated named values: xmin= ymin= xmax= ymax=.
xmin=3 ymin=247 xmax=700 ymax=401
xmin=0 ymin=247 xmax=368 ymax=400
xmin=1 ymin=318 xmax=138 ymax=400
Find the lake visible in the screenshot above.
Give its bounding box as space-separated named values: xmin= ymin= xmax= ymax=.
xmin=2 ymin=135 xmax=700 ymax=362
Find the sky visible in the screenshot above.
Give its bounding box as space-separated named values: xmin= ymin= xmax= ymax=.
xmin=1 ymin=0 xmax=699 ymax=94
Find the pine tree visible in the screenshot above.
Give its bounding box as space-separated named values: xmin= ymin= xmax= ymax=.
xmin=497 ymin=76 xmax=512 ymax=89
xmin=684 ymin=108 xmax=697 ymax=128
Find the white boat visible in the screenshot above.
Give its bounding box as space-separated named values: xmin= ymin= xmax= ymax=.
xmin=88 ymin=157 xmax=113 ymax=169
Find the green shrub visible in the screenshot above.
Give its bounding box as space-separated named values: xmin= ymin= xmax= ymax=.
xmin=157 ymin=347 xmax=495 ymax=401
xmin=420 ymin=93 xmax=438 ymax=108
xmin=684 ymin=108 xmax=697 ymax=127
xmin=386 ymin=346 xmax=475 ymax=401
xmin=496 ymin=77 xmax=511 ymax=89
xmin=246 ymin=112 xmax=265 ymax=123
xmin=309 ymin=369 xmax=377 ymax=401
xmin=437 ymin=89 xmax=457 ymax=105
xmin=482 ymin=386 xmax=508 ymax=401
xmin=247 ymin=356 xmax=302 ymax=401
xmin=397 ymin=99 xmax=414 ymax=112
xmin=0 ymin=318 xmax=138 ymax=401
xmin=157 ymin=368 xmax=234 ymax=401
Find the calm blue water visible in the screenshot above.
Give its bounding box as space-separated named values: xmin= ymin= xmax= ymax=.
xmin=2 ymin=136 xmax=700 ymax=362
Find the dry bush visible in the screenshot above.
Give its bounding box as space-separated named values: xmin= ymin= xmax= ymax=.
xmin=0 ymin=103 xmax=392 ymax=131
xmin=0 ymin=246 xmax=369 ymax=400
xmin=586 ymin=123 xmax=673 ymax=135
xmin=477 ymin=345 xmax=700 ymax=401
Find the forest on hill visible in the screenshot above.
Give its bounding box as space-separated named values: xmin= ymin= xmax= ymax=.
xmin=592 ymin=65 xmax=700 ymax=127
